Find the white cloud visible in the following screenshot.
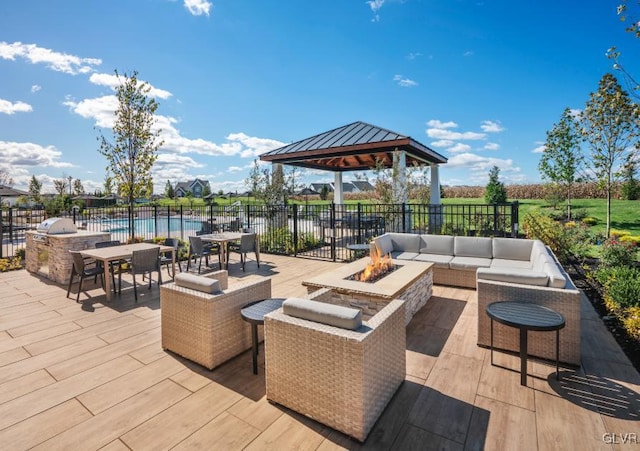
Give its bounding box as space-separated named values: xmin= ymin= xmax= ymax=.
xmin=480 ymin=120 xmax=504 ymax=133
xmin=0 ymin=99 xmax=32 ymax=114
xmin=426 ymin=128 xmax=485 ymax=140
xmin=393 ymin=75 xmax=418 ymax=87
xmin=406 ymin=52 xmax=422 ymax=60
xmin=448 ymin=143 xmax=471 ymax=153
xmin=367 ymin=0 xmax=385 ymax=21
xmin=89 ymin=73 xmax=172 ymax=99
xmin=532 ymin=144 xmax=546 ymax=154
xmin=31 ymin=85 xmax=41 ymax=93
xmin=430 ymin=139 xmax=455 ymax=148
xmin=184 ymin=0 xmax=212 ymax=16
xmin=0 ymin=41 xmax=101 ymax=75
xmin=0 ymin=140 xmax=73 ymax=169
xmin=426 ymin=119 xmax=457 ymax=129
xmin=445 ymin=152 xmax=525 ymax=184
xmin=484 ymin=142 xmax=500 ymax=151
xmin=227 ymin=132 xmax=285 ymax=158
xmin=463 ymin=50 xmax=474 ymax=57
xmin=63 ymin=95 xmax=118 ymax=128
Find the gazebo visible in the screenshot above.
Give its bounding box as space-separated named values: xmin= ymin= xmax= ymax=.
xmin=259 ymin=121 xmax=447 ymax=205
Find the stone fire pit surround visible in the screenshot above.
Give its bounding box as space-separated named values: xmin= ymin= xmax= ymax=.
xmin=302 ymin=258 xmax=433 ymax=325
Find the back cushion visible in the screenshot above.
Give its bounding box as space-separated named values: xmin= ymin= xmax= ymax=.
xmin=492 ymin=238 xmax=534 ymax=261
xmin=283 ymin=298 xmax=362 ymax=330
xmin=454 ymin=236 xmax=493 ymax=258
xmin=419 ymin=234 xmax=455 ymax=255
xmin=374 ymin=234 xmax=394 ymax=256
xmin=388 ymin=233 xmax=421 ymax=253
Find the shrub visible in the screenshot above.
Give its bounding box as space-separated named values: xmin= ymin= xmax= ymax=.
xmin=564 ymin=223 xmax=601 ymax=261
xmin=582 ymin=217 xmax=598 ymax=226
xmin=601 ymin=266 xmax=640 ymax=310
xmin=0 ymin=256 xmax=23 ymax=272
xmin=620 ymin=235 xmax=640 ymax=247
xmin=521 ymin=210 xmax=571 ymax=262
xmin=622 ymin=307 xmax=640 ymax=340
xmin=15 ymin=247 xmax=26 ymax=260
xmin=599 ymin=237 xmax=638 ymax=268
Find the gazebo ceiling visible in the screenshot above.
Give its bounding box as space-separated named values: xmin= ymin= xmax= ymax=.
xmin=259 ymin=121 xmax=447 ymax=172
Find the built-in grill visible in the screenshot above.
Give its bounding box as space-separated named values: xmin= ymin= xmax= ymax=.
xmin=36 ymin=217 xmax=78 ymax=235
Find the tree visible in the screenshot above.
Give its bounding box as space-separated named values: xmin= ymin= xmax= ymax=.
xmin=538 ymin=107 xmax=584 ymax=219
xmin=97 ymin=70 xmax=163 ymax=242
xmin=319 ymin=184 xmax=329 ymax=201
xmin=28 ymin=175 xmax=42 ymax=204
xmin=104 ymin=173 xmax=114 ymax=196
xmin=202 ymin=183 xmax=211 ymax=199
xmin=73 ymin=179 xmax=84 ymax=196
xmin=621 ymin=154 xmax=640 ymax=200
xmin=581 ymin=73 xmax=640 ymax=238
xmin=608 ymin=1 xmax=640 ymax=101
xmin=484 ymin=166 xmax=507 ymax=204
xmin=53 ymin=178 xmax=68 ymax=196
xmin=0 ymin=169 xmax=14 ymax=187
xmin=164 ymin=180 xmax=175 ymax=199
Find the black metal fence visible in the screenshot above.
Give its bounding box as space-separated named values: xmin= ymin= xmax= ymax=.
xmin=1 ymin=202 xmax=519 ymax=262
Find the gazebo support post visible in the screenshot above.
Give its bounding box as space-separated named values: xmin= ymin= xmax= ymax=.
xmin=392 ymin=150 xmax=409 ymax=232
xmin=334 ymin=172 xmax=343 ymax=205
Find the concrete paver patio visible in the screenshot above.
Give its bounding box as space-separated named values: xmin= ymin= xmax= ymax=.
xmin=0 ymin=254 xmax=638 ymax=450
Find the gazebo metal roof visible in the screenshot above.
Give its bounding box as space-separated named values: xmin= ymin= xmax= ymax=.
xmin=259 ymin=121 xmax=447 ymax=172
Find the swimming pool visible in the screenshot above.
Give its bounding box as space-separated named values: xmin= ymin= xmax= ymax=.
xmin=93 ymin=217 xmax=204 ymax=237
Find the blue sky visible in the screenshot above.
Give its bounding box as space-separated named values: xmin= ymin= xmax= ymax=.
xmin=1 ymin=0 xmax=638 ymax=195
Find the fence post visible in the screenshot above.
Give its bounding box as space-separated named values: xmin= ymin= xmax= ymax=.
xmin=179 ymin=205 xmax=184 ymax=241
xmin=511 ymin=201 xmax=519 ymax=237
xmin=293 ymin=204 xmax=298 ymax=256
xmin=245 ymin=204 xmax=251 ymax=230
xmin=401 ymin=203 xmax=407 ymax=233
xmin=0 ymin=208 xmax=5 ymax=258
xmin=357 ymin=203 xmax=362 ymax=243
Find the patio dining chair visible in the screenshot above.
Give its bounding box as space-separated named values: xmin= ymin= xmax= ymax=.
xmin=187 ymin=235 xmax=220 ymax=274
xmin=160 ymin=237 xmax=182 ymax=278
xmin=130 ymin=247 xmax=161 ymax=302
xmin=67 ymin=251 xmax=105 ymax=303
xmin=226 ymin=232 xmax=259 ymax=272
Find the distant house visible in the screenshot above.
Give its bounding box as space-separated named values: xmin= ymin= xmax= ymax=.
xmin=174 ymin=179 xmax=211 ymax=198
xmin=0 ymin=185 xmax=29 ymax=206
xmin=351 ymin=181 xmax=375 ymax=192
xmin=310 ymin=183 xmax=333 ymax=193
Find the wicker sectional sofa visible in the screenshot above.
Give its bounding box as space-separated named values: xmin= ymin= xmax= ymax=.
xmin=371 ymin=233 xmax=582 ymax=365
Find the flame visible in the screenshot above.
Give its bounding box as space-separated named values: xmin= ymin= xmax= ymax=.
xmin=356 ymin=246 xmax=394 ymax=282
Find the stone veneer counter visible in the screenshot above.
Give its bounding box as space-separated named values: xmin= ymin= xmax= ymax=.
xmin=302 ymin=258 xmax=433 ymax=325
xmin=26 ymin=230 xmax=111 ymax=285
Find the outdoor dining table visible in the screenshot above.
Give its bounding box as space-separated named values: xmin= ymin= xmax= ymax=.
xmin=80 ymin=242 xmax=175 ymax=301
xmin=199 ymin=232 xmax=259 ymax=270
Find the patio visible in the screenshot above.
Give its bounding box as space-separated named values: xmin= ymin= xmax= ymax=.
xmin=0 ymin=255 xmax=638 ymax=449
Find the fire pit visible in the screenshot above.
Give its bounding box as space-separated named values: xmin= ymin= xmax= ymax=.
xmin=346 ymin=249 xmax=398 ymax=283
xmin=302 ymin=255 xmax=433 ymax=325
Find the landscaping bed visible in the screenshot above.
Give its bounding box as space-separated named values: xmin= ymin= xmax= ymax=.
xmin=565 ymin=257 xmax=640 ymax=373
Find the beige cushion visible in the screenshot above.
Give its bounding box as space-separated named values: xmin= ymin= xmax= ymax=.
xmin=374 ymin=234 xmax=394 ymax=256
xmin=449 ymin=256 xmax=492 ymax=270
xmin=454 ymin=237 xmax=493 ymax=258
xmin=283 ymin=298 xmax=362 ymax=330
xmin=388 ymin=233 xmax=421 ymax=253
xmin=491 ymin=258 xmax=532 ymax=269
xmin=413 ymin=253 xmax=453 ymax=268
xmin=175 ymin=273 xmax=221 ymax=294
xmin=391 ymin=251 xmax=419 ymax=260
xmin=544 ymin=262 xmax=568 ymax=288
xmin=418 ymin=234 xmax=455 ymax=255
xmin=492 ymin=238 xmax=534 ymax=261
xmin=477 ymin=267 xmax=549 ymax=286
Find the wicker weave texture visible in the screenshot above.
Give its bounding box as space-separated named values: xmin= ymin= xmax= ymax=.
xmin=264 ymin=299 xmax=406 ymax=442
xmin=477 ymin=279 xmax=581 ymax=365
xmin=432 ymin=266 xmax=477 ymax=288
xmin=161 ymin=275 xmax=271 ymax=370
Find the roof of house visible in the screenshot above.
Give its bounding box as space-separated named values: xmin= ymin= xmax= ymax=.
xmin=351 ymin=180 xmax=375 ymax=191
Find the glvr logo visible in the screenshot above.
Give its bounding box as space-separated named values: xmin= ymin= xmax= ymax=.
xmin=602 ymin=433 xmax=638 ymax=444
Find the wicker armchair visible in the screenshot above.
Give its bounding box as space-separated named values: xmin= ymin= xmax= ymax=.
xmin=264 ymin=295 xmax=406 ymax=442
xmin=160 ymin=270 xmax=272 ymax=370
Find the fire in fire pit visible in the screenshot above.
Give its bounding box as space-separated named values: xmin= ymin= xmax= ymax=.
xmin=347 ymin=247 xmax=398 ymax=283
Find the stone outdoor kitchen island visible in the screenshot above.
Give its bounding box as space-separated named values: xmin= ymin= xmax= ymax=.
xmin=302 ymin=256 xmax=433 ymax=326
